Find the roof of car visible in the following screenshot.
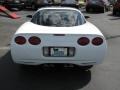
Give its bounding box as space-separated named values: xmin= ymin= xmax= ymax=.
xmin=37 ymin=6 xmax=81 ymax=12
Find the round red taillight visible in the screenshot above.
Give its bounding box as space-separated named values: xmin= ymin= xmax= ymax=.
xmin=28 ymin=36 xmax=41 ymax=45
xmin=15 ymin=36 xmax=26 ymax=45
xmin=77 ymin=37 xmax=90 ymax=46
xmin=92 ymin=37 xmax=103 ymax=46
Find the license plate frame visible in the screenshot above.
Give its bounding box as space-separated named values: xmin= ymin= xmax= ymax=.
xmin=43 ymin=47 xmax=75 ymax=57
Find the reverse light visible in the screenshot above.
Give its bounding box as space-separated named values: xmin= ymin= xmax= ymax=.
xmin=28 ymin=36 xmax=41 ymax=45
xmin=15 ymin=36 xmax=26 ymax=45
xmin=77 ymin=37 xmax=90 ymax=46
xmin=92 ymin=37 xmax=103 ymax=46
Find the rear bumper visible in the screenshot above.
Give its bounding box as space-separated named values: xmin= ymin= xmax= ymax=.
xmin=13 ymin=59 xmax=100 ymax=66
xmin=86 ymin=4 xmax=104 ymax=9
xmin=11 ymin=44 xmax=107 ymax=66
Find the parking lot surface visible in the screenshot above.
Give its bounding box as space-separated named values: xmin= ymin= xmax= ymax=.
xmin=0 ymin=9 xmax=120 ymax=90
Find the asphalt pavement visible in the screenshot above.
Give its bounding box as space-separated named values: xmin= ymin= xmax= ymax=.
xmin=0 ymin=9 xmax=120 ymax=90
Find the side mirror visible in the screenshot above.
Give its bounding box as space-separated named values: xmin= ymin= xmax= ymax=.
xmin=85 ymin=16 xmax=90 ymax=19
xmin=26 ymin=15 xmax=32 ymax=18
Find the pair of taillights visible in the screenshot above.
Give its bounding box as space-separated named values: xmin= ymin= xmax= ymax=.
xmin=14 ymin=36 xmax=103 ymax=46
xmin=77 ymin=37 xmax=103 ymax=46
xmin=15 ymin=36 xmax=41 ymax=45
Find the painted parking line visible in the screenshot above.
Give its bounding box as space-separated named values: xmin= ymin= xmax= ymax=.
xmin=0 ymin=46 xmax=10 ymax=50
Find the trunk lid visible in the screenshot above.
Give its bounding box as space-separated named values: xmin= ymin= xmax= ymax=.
xmin=15 ymin=21 xmax=103 ymax=36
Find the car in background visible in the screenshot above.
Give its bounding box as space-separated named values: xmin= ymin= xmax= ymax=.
xmin=24 ymin=0 xmax=53 ymax=10
xmin=11 ymin=7 xmax=107 ymax=70
xmin=23 ymin=0 xmax=80 ymax=10
xmin=61 ymin=0 xmax=80 ymax=9
xmin=113 ymin=0 xmax=120 ymax=15
xmin=3 ymin=0 xmax=25 ymax=10
xmin=85 ymin=0 xmax=110 ymax=13
xmin=0 ymin=0 xmax=4 ymax=5
xmin=31 ymin=0 xmax=50 ymax=10
xmin=78 ymin=0 xmax=86 ymax=7
xmin=29 ymin=0 xmax=80 ymax=9
xmin=109 ymin=0 xmax=116 ymax=5
xmin=23 ymin=0 xmax=36 ymax=9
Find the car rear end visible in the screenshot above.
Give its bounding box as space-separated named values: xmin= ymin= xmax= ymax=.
xmin=11 ymin=7 xmax=107 ymax=66
xmin=61 ymin=0 xmax=79 ymax=9
xmin=4 ymin=0 xmax=25 ymax=10
xmin=30 ymin=0 xmax=52 ymax=10
xmin=0 ymin=0 xmax=4 ymax=5
xmin=86 ymin=0 xmax=105 ymax=12
xmin=11 ymin=29 xmax=107 ymax=66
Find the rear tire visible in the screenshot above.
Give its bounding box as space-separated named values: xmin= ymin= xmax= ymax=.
xmin=18 ymin=7 xmax=24 ymax=11
xmin=31 ymin=4 xmax=36 ymax=10
xmin=113 ymin=9 xmax=117 ymax=15
xmin=86 ymin=7 xmax=89 ymax=12
xmin=101 ymin=7 xmax=105 ymax=13
xmin=89 ymin=8 xmax=93 ymax=12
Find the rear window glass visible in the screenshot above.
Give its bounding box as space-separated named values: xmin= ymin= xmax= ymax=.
xmin=31 ymin=9 xmax=86 ymax=27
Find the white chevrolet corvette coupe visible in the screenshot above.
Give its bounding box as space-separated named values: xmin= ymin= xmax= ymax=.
xmin=11 ymin=7 xmax=107 ymax=70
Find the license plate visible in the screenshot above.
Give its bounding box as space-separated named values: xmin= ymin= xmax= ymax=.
xmin=50 ymin=47 xmax=68 ymax=57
